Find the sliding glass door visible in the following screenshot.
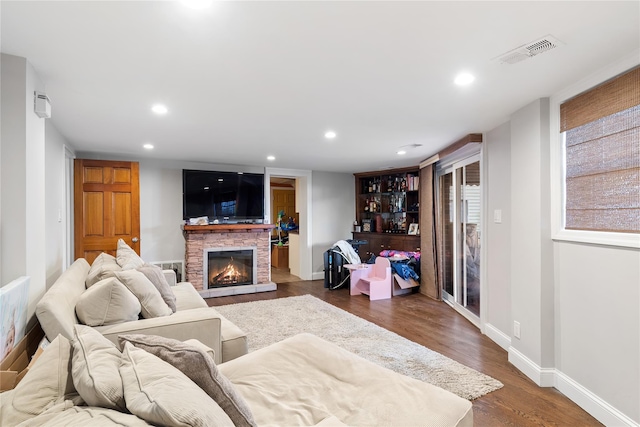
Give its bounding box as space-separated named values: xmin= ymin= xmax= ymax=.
xmin=437 ymin=154 xmax=481 ymax=323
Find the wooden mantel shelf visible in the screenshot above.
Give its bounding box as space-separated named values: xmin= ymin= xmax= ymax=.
xmin=182 ymin=223 xmax=276 ymax=234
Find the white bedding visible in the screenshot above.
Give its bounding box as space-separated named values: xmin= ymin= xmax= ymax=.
xmin=219 ymin=333 xmax=473 ymax=427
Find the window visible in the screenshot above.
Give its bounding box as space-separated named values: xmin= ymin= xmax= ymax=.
xmin=560 ymin=66 xmax=639 ymax=234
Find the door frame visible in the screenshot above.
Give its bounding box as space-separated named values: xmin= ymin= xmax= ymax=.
xmin=265 ymin=168 xmax=313 ymax=280
xmin=436 ymin=147 xmax=483 ymax=328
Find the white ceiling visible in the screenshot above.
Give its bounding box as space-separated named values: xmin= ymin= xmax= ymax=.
xmin=2 ymin=1 xmax=639 ymax=173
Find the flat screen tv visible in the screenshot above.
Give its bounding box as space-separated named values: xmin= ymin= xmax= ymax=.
xmin=182 ymin=170 xmax=265 ymax=223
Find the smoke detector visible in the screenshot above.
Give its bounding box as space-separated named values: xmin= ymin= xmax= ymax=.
xmin=494 ymin=35 xmax=563 ymax=65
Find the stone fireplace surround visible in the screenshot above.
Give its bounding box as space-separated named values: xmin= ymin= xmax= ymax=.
xmin=183 ymin=224 xmax=276 ymax=298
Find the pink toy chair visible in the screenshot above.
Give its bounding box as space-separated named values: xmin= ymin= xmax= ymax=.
xmin=352 ymin=257 xmax=392 ymax=300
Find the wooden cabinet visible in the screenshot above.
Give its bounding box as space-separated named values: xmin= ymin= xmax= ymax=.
xmin=352 ymin=165 xmax=421 ymax=258
xmin=352 ymin=232 xmax=420 ymax=258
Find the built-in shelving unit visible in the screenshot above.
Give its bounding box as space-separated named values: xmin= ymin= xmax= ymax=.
xmin=353 ymin=166 xmax=420 ymax=258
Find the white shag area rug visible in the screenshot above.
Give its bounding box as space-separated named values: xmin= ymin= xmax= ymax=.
xmin=215 ymin=294 xmax=503 ymax=400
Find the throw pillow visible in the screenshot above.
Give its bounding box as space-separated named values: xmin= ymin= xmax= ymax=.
xmin=86 ymin=252 xmax=122 ymax=288
xmin=119 ymin=342 xmax=235 ymax=427
xmin=114 ymin=270 xmax=172 ymax=318
xmin=136 ymin=264 xmax=177 ymax=313
xmin=0 ymin=335 xmax=80 ymax=426
xmin=116 ymin=238 xmax=145 ymax=270
xmin=71 ymin=325 xmax=125 ymax=410
xmin=119 ymin=334 xmax=256 ymax=427
xmin=75 ymin=277 xmax=141 ymax=326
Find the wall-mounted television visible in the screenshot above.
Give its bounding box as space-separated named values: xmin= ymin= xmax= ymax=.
xmin=182 ymin=169 xmax=265 ymax=223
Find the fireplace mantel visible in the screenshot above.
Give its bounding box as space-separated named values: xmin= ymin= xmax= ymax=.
xmin=183 ymin=223 xmax=277 ymax=297
xmin=182 ymin=223 xmax=276 ymax=234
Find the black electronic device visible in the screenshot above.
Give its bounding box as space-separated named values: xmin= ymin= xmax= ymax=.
xmin=182 ymin=169 xmax=265 ymax=223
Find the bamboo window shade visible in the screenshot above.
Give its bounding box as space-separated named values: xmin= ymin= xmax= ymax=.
xmin=560 ymin=66 xmax=640 ymax=233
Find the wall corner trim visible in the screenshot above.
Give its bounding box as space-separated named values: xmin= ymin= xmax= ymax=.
xmin=508 ymin=346 xmax=555 ymax=387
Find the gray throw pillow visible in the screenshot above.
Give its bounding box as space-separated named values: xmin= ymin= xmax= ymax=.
xmin=119 ymin=343 xmax=234 ymax=427
xmin=118 ymin=334 xmax=256 ymax=427
xmin=136 ymin=264 xmax=177 ymax=313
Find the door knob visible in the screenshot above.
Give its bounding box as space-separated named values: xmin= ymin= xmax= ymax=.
xmin=132 ymin=237 xmax=139 ymax=243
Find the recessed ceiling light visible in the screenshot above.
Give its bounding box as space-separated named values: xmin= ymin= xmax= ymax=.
xmin=143 ymin=143 xmax=154 ymax=150
xmin=454 ymin=72 xmax=475 ymax=86
xmin=397 ymin=150 xmax=407 ymax=155
xmin=267 ymin=155 xmax=276 ymax=161
xmin=325 ymin=131 xmax=337 ymax=139
xmin=181 ymin=0 xmax=213 ymax=10
xmin=151 ymin=104 xmax=168 ymax=115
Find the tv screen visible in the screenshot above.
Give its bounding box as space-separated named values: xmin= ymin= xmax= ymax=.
xmin=182 ymin=170 xmax=265 ymax=222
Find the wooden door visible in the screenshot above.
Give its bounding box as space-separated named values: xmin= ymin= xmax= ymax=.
xmin=74 ymin=159 xmax=140 ymax=264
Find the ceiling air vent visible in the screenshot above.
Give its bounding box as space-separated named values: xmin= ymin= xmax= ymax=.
xmin=494 ymin=35 xmax=563 ymax=65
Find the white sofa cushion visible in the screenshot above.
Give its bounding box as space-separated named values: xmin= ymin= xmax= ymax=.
xmin=119 ymin=334 xmax=255 ymax=427
xmin=119 ymin=342 xmax=234 ymax=427
xmin=86 ymin=252 xmax=122 ymax=288
xmin=71 ymin=325 xmax=125 ymax=410
xmin=0 ymin=335 xmax=80 ymax=426
xmin=76 ymin=277 xmax=141 ymax=326
xmin=116 ymin=239 xmax=145 ymax=270
xmin=16 ymin=404 xmax=152 ymax=426
xmin=115 ymin=270 xmax=172 ymax=319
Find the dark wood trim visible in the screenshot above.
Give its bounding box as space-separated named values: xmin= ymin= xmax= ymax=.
xmin=182 ymin=224 xmax=276 ymax=234
xmin=438 ymin=133 xmax=483 ymax=159
xmin=354 ymin=165 xmax=419 ymax=179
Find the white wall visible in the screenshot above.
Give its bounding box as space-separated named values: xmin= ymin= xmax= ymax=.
xmin=483 ymin=121 xmax=511 ymax=348
xmin=311 ymin=171 xmax=355 ymax=279
xmin=483 ymin=58 xmax=639 ymax=424
xmin=0 ymin=54 xmax=47 ymax=323
xmin=508 ymin=98 xmax=555 ymax=371
xmin=44 ymin=122 xmax=68 ymax=287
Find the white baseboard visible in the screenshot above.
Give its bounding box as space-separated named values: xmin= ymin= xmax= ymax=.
xmin=484 ymin=323 xmax=511 ymax=351
xmin=555 ymin=371 xmax=639 ymax=427
xmin=312 ymin=271 xmax=324 ymax=281
xmin=508 ymin=347 xmax=639 ymax=426
xmin=507 ymin=346 xmax=555 ymax=387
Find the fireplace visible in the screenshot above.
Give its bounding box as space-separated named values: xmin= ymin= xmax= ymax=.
xmin=204 ymin=246 xmax=257 ymax=289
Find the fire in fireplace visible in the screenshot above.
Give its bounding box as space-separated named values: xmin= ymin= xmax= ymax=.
xmin=205 ymin=247 xmax=257 ymax=289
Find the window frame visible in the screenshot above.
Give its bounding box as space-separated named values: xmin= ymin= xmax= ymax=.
xmin=550 ymin=52 xmax=640 ymax=249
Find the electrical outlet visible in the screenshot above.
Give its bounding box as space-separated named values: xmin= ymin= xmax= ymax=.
xmin=514 ymin=321 xmax=521 ymax=339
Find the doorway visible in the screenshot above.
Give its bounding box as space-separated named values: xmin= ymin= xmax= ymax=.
xmin=270 ymin=177 xmax=300 ymax=283
xmin=437 ymin=154 xmax=481 ymax=324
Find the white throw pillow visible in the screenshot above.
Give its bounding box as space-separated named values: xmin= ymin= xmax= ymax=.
xmin=71 ymin=325 xmax=125 ymax=410
xmin=115 ymin=270 xmax=172 ymax=318
xmin=76 ymin=277 xmax=141 ymax=326
xmin=86 ymin=252 xmax=122 ymax=288
xmin=119 ymin=343 xmax=234 ymax=427
xmin=116 ymin=239 xmax=145 ymax=270
xmin=0 ymin=335 xmax=80 ymax=426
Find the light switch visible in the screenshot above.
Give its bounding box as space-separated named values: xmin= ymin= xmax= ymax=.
xmin=493 ymin=209 xmax=502 ymax=223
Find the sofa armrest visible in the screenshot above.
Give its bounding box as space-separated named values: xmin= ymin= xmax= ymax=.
xmin=94 ymin=307 xmax=223 ymax=363
xmin=163 ymin=269 xmax=177 ymax=286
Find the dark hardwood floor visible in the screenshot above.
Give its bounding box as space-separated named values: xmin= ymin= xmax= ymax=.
xmin=206 ymin=279 xmax=602 ymax=427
